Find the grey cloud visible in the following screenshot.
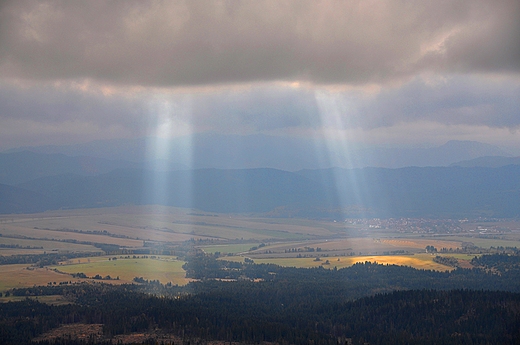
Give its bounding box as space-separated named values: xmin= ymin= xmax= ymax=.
xmin=2 ymin=75 xmax=519 ymax=145
xmin=0 ymin=82 xmax=148 ymax=133
xmin=441 ymin=1 xmax=520 ymax=74
xmin=354 ymin=76 xmax=520 ymax=129
xmin=190 ymin=87 xmax=321 ymax=132
xmin=0 ymin=82 xmax=321 ymax=141
xmin=1 ymin=0 xmax=518 ymax=87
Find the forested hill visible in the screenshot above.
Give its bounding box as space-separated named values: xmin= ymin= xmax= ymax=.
xmin=3 ymin=164 xmax=520 ymax=218
xmin=2 ymin=258 xmax=520 ymax=345
xmin=3 ymin=288 xmax=518 ymax=345
xmin=297 ymin=164 xmax=520 ymax=218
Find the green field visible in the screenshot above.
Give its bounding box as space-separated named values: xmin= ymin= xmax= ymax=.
xmin=200 ymin=243 xmax=259 ymax=254
xmin=222 ymin=253 xmax=455 ymax=271
xmin=433 ymin=236 xmax=520 ymax=249
xmin=50 ymin=256 xmax=190 ymax=286
xmin=0 ymin=206 xmax=337 ymax=245
xmin=437 ymin=253 xmax=477 ymax=260
xmin=0 ymin=236 xmax=101 ymax=254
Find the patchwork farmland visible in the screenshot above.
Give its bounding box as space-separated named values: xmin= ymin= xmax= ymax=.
xmin=1 ymin=206 xmax=519 ymax=293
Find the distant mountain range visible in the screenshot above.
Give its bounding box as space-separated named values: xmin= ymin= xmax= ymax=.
xmin=1 ymin=165 xmax=519 ymax=218
xmin=0 ymin=151 xmax=142 ymax=185
xmin=450 ymin=155 xmax=520 ymax=168
xmin=298 ymin=166 xmax=520 ymax=218
xmin=13 ymin=168 xmax=331 ymax=214
xmin=3 ymin=134 xmax=513 ymax=171
xmin=1 ymin=136 xmax=518 ymax=217
xmin=0 ymin=183 xmax=53 ymax=214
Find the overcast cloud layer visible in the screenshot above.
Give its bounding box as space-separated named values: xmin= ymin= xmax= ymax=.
xmin=0 ymin=0 xmax=519 ymax=151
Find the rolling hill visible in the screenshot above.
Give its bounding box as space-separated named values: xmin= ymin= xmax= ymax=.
xmin=2 ymin=165 xmax=518 ymax=218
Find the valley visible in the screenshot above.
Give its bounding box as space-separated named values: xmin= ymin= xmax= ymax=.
xmin=1 ymin=206 xmax=519 ymax=293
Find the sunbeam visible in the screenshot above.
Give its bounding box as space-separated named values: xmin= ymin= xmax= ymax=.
xmin=144 ymin=95 xmax=194 ymax=242
xmin=314 ymin=90 xmax=376 ymax=219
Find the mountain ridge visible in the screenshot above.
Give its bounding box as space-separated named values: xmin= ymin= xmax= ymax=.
xmin=1 ymin=136 xmax=512 ymax=174
xmin=3 ymin=165 xmax=519 ymax=218
xmin=450 ymin=155 xmax=520 ymax=168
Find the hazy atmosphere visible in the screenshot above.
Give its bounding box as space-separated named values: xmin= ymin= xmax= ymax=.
xmin=1 ymin=0 xmax=519 ymax=154
xmin=2 ymin=3 xmax=520 ymax=344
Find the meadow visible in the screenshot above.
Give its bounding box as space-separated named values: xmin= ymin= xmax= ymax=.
xmin=433 ymin=235 xmax=520 ymax=249
xmin=0 ymin=205 xmax=338 ymax=246
xmin=222 ymin=253 xmax=457 ymax=271
xmin=0 ymin=236 xmax=101 ymax=255
xmin=1 ymin=206 xmax=518 ymax=293
xmin=0 ymin=264 xmax=87 ymax=292
xmin=50 ymin=255 xmax=190 ymax=286
xmin=0 ymin=255 xmax=190 ymax=293
xmin=200 ymin=243 xmax=259 ymax=254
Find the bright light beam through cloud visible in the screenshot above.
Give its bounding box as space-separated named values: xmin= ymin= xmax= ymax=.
xmin=314 ymin=90 xmax=381 ymax=219
xmin=145 ymin=95 xmax=194 ymax=240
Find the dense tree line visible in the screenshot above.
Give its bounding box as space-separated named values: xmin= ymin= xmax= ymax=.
xmin=2 ymin=282 xmax=519 ymax=345
xmin=0 ymin=243 xmax=43 ymax=249
xmin=433 ymin=255 xmax=459 ymax=267
xmin=2 ymin=256 xmax=520 ymax=344
xmin=181 ymin=254 xmax=520 ymax=295
xmin=471 ymin=253 xmax=520 ymax=272
xmin=0 ymin=252 xmax=101 ymax=266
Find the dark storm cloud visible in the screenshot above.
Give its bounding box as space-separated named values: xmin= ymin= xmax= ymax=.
xmin=1 ymin=0 xmax=518 ymax=87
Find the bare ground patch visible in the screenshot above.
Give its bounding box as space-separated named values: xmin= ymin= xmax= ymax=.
xmin=32 ymin=324 xmax=104 ymax=343
xmin=32 ymin=323 xmax=270 ymax=345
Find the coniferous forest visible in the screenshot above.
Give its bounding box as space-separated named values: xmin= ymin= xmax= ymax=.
xmin=3 ymin=1 xmax=520 ymax=344
xmin=2 ymin=254 xmax=520 ymax=345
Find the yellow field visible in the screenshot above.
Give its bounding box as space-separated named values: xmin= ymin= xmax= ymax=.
xmin=51 ymin=256 xmax=191 ymax=286
xmin=224 ymin=253 xmax=454 ymax=271
xmin=0 ymin=264 xmax=87 ymax=292
xmin=0 ymin=256 xmax=191 ymax=292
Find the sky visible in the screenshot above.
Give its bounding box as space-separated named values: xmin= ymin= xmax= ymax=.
xmin=1 ymin=0 xmax=520 ymax=153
